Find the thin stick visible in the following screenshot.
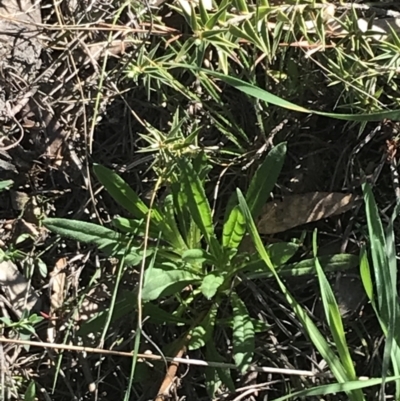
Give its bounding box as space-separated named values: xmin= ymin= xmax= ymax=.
xmin=0 ymin=336 xmax=320 ymax=377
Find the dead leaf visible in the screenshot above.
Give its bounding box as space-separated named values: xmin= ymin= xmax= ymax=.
xmin=48 ymin=257 xmax=67 ymax=343
xmin=257 ymin=192 xmax=357 ymax=234
xmin=49 ymin=258 xmax=67 ymax=312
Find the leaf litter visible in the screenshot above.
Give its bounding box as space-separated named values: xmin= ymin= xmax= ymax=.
xmin=257 ymin=192 xmax=359 ymax=234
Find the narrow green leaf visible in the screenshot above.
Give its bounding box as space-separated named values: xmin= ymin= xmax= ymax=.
xmin=171 ymin=181 xmax=190 ymax=240
xmin=112 ymin=217 xmax=145 ymax=234
xmin=36 ymin=259 xmax=48 ymax=278
xmin=222 ymin=205 xmax=246 ymax=249
xmin=242 ymin=20 xmax=265 ymax=51
xmin=208 ymin=70 xmax=400 ymax=121
xmin=205 ymin=2 xmax=230 ymax=30
xmin=43 ymin=218 xmax=142 ymax=266
xmin=188 ymin=304 xmax=218 ymax=350
xmin=237 ymin=189 xmax=349 ymax=382
xmin=24 ymin=381 xmax=36 ymax=401
xmin=162 ymin=194 xmax=187 ymax=249
xmin=246 ymin=142 xmax=286 ymax=218
xmin=272 ymin=375 xmax=400 ymax=401
xmin=231 ymin=292 xmax=254 ymax=373
xmin=246 ymin=254 xmax=360 ymax=279
xmin=198 ymin=0 xmax=209 ymax=25
xmin=169 ymin=64 xmax=400 ymax=122
xmin=178 ymin=158 xmax=221 ymax=256
xmin=222 ymin=143 xmax=286 ymax=250
xmin=43 ymin=218 xmax=120 ymax=243
xmin=94 ymin=164 xmax=180 ymax=244
xmin=362 ymin=182 xmax=390 ymax=319
xmin=204 ymin=364 xmax=222 ymax=399
xmin=229 ymin=25 xmax=258 ymax=47
xmin=233 ymin=0 xmax=248 ymax=13
xmin=313 ymin=231 xmax=360 ymax=392
xmin=189 ymin=2 xmax=199 ymax=32
xmin=93 ymin=164 xmax=149 ymax=219
xmin=360 ymin=246 xmax=374 ymax=302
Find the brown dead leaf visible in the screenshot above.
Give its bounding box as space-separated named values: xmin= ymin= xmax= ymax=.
xmin=257 ymin=192 xmax=358 ymax=234
xmin=50 ymin=258 xmax=67 ymax=312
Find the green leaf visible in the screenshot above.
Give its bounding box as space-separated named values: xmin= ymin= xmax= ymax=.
xmin=142 ymin=267 xmax=201 ymax=302
xmin=222 ymin=204 xmax=246 ymax=249
xmin=188 ymin=304 xmax=218 ymax=350
xmin=43 ymin=218 xmax=120 ymax=243
xmin=170 ymin=64 xmax=400 ymax=122
xmin=267 ymin=241 xmax=299 ymax=267
xmin=231 ymin=292 xmax=254 ymax=373
xmin=363 ymin=182 xmax=400 ymax=393
xmin=112 ymin=217 xmax=145 ymax=234
xmin=24 ymin=381 xmax=36 ymax=401
xmin=93 ymin=164 xmax=149 ymax=219
xmin=246 ymin=253 xmax=359 ymax=279
xmin=161 ymin=194 xmax=187 ymax=249
xmin=171 ymin=181 xmax=190 ymax=241
xmin=205 ymin=2 xmax=230 ymax=30
xmin=313 ymin=231 xmax=359 ymax=389
xmin=0 ymin=179 xmax=13 ymax=191
xmin=0 ymin=317 xmax=12 ymax=326
xmin=42 ymin=218 xmax=142 ymax=266
xmin=190 ymin=4 xmax=199 ymax=31
xmin=246 ymin=142 xmax=287 ymax=219
xmin=362 ymin=182 xmax=390 ymax=319
xmin=204 ymin=362 xmax=222 ymax=399
xmin=360 ymin=246 xmax=374 ymax=302
xmin=222 ymin=143 xmax=286 ymax=250
xmin=200 ymin=273 xmax=224 ymax=299
xmin=272 ymin=375 xmax=400 ymax=401
xmin=178 ymin=158 xmax=221 ymax=257
xmin=36 ymin=258 xmax=48 ymax=278
xmin=198 ymin=0 xmax=209 ymax=25
xmin=182 ymin=249 xmax=215 ymax=264
xmin=94 ymin=164 xmax=179 ymax=245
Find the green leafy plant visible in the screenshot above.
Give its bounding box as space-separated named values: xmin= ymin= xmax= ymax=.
xmin=44 ymin=143 xmax=287 ymax=385
xmin=43 ymin=140 xmax=360 ymax=396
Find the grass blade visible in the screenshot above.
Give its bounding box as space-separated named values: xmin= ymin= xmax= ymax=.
xmin=237 ymin=189 xmax=349 ymax=383
xmin=313 ymin=231 xmax=363 ymax=401
xmin=169 ymin=64 xmax=400 ymax=121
